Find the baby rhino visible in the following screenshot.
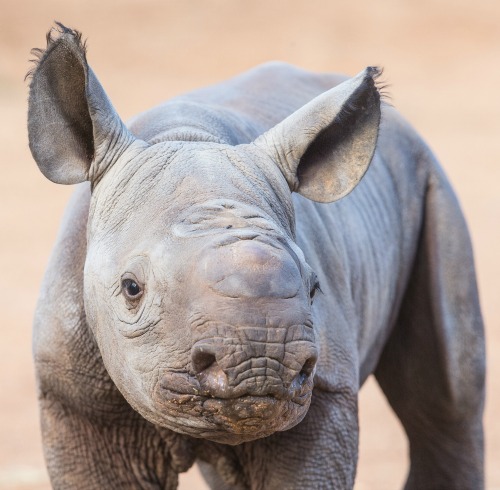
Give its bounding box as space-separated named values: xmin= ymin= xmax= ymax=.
xmin=28 ymin=24 xmax=485 ymax=489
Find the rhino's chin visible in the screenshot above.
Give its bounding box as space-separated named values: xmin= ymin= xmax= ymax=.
xmin=149 ymin=388 xmax=313 ymax=445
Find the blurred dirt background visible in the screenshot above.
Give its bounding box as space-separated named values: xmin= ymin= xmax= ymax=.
xmin=1 ymin=0 xmax=499 ymax=488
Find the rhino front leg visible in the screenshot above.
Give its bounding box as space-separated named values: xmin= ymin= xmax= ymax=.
xmin=375 ymin=165 xmax=485 ymax=489
xmin=39 ymin=393 xmax=180 ymax=490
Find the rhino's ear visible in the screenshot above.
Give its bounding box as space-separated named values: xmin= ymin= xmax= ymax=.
xmin=255 ymin=67 xmax=382 ymax=203
xmin=27 ymin=24 xmax=134 ymax=184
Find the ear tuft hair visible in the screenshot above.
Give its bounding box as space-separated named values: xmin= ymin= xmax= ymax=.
xmin=333 ymin=67 xmax=389 ymax=126
xmin=25 ymin=22 xmax=87 ymax=82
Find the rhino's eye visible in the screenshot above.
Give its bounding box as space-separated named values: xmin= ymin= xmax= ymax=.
xmin=309 ymin=277 xmax=321 ymax=303
xmin=121 ymin=277 xmax=143 ymax=301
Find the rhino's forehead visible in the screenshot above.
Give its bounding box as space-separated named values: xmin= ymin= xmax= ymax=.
xmin=89 ymin=142 xmax=295 ymax=243
xmin=172 ymin=199 xmax=284 ymax=239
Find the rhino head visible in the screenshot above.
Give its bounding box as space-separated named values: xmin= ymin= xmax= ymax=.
xmin=28 ymin=25 xmax=381 ymax=444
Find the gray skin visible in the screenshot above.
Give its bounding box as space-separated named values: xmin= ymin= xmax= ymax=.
xmin=28 ymin=25 xmax=485 ymax=490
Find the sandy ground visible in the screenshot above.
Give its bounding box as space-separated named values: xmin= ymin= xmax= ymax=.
xmin=1 ymin=1 xmax=499 ymax=488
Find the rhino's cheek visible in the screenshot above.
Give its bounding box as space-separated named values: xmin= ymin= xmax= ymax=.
xmin=84 ymin=294 xmax=192 ymax=413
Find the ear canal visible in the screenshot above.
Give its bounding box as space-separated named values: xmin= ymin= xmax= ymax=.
xmin=27 ymin=23 xmax=134 ymax=185
xmin=255 ymin=67 xmax=382 ymax=203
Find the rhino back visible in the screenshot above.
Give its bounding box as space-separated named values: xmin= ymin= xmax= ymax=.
xmin=127 ymin=62 xmax=346 ymax=145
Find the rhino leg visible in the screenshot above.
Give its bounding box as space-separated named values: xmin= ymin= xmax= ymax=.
xmin=39 ymin=396 xmax=179 ymax=490
xmin=374 ymin=165 xmax=485 ymax=489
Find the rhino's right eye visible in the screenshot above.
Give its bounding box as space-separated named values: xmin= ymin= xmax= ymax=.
xmin=309 ymin=276 xmax=321 ymax=303
xmin=121 ymin=276 xmax=144 ymax=301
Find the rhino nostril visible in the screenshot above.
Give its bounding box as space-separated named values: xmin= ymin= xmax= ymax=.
xmin=191 ymin=343 xmax=230 ymax=397
xmin=191 ymin=346 xmax=217 ymax=374
xmin=300 ymin=356 xmax=317 ymax=377
xmin=293 ymin=356 xmax=317 ymax=388
xmin=290 ymin=355 xmax=317 ymax=390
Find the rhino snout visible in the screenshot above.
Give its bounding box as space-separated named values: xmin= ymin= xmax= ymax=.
xmin=178 ymin=235 xmax=318 ymax=401
xmin=189 ymin=338 xmax=317 ymax=400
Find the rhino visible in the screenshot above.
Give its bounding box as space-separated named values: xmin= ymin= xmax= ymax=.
xmin=27 ymin=24 xmax=485 ymax=489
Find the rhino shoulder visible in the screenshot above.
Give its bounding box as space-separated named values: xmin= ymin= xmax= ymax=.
xmin=33 ymin=184 xmax=117 ymax=411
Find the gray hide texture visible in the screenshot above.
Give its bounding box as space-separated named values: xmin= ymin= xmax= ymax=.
xmin=28 ymin=24 xmax=485 ymax=490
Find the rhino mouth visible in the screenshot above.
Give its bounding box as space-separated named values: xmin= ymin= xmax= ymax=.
xmin=159 ymin=368 xmax=313 ymax=398
xmin=151 ymin=371 xmax=313 ymax=444
xmin=157 ymin=377 xmax=313 ymax=404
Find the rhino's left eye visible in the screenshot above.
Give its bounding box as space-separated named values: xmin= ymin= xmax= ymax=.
xmin=121 ymin=276 xmax=144 ymax=301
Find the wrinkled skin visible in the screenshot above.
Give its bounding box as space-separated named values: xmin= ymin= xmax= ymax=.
xmin=29 ymin=25 xmax=485 ymax=489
